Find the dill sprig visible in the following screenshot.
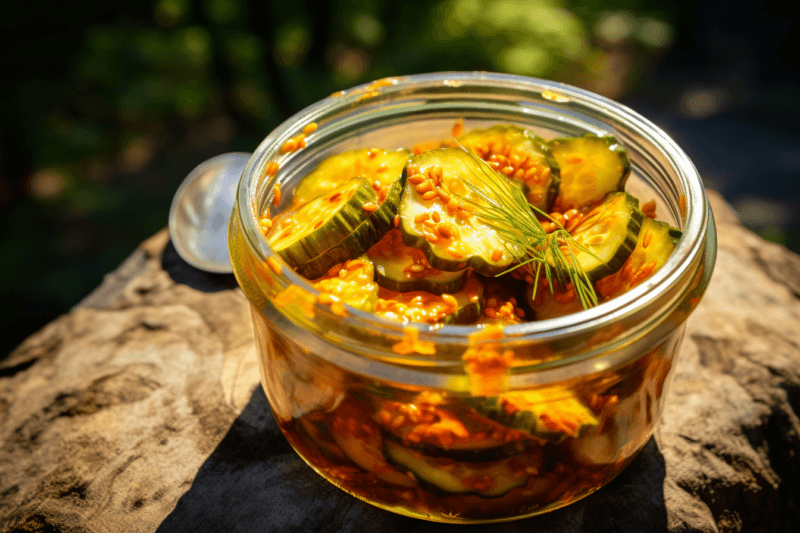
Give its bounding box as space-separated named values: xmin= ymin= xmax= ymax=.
xmin=453 ymin=143 xmax=599 ymax=309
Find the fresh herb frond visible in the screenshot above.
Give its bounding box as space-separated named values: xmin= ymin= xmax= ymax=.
xmin=548 ymin=230 xmax=598 ymax=308
xmin=453 ymin=143 xmax=546 ymax=241
xmin=452 ymin=143 xmax=599 ymax=309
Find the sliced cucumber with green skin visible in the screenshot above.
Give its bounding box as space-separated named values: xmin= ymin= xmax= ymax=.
xmin=398 ymin=148 xmax=523 ymax=276
xmin=292 ymin=148 xmax=409 ymax=206
xmin=375 ymin=261 xmax=467 ymax=296
xmin=267 ymin=178 xmax=376 ymax=267
xmin=293 ymin=173 xmax=406 ymax=280
xmin=330 ymin=398 xmax=417 ymax=488
xmin=371 ymin=397 xmax=534 ymax=462
xmin=384 ymin=439 xmax=530 ymax=498
xmin=525 ymin=279 xmax=583 ymax=320
xmin=368 ymin=230 xmax=467 ymax=295
xmin=594 ymin=217 xmax=682 ymax=299
xmin=297 ymin=417 xmax=348 ymax=462
xmin=375 ymin=273 xmax=485 ymax=325
xmin=549 ymin=134 xmax=631 ymax=209
xmin=366 ymin=173 xmax=406 ymax=235
xmin=463 ymin=387 xmax=598 ymax=443
xmin=296 ymin=216 xmax=381 ymax=279
xmin=529 ymin=216 xmax=679 ymax=318
xmin=627 ymin=218 xmax=681 ymax=282
xmin=443 ymin=276 xmax=484 ymax=325
xmin=459 ymin=124 xmax=561 ymax=211
xmin=382 ymin=431 xmax=532 ymax=463
xmin=561 ymin=191 xmax=644 ymax=283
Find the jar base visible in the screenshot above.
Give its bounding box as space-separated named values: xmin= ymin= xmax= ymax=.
xmin=278 ymin=410 xmax=644 ymax=524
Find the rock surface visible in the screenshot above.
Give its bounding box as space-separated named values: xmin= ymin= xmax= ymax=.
xmin=1 ymin=191 xmax=798 ymax=533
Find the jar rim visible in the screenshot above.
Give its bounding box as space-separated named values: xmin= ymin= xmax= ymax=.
xmin=234 ymin=72 xmax=712 ymax=375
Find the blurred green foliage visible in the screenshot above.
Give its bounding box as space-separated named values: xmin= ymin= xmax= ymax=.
xmin=1 ymin=0 xmax=679 ymax=356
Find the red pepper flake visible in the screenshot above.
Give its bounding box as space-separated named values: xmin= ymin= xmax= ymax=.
xmin=630 ymin=262 xmax=657 ymax=286
xmin=469 ymin=323 xmax=506 ymax=344
xmin=266 ymin=257 xmax=282 ymax=275
xmin=436 ymin=224 xmax=452 ymax=240
xmin=273 ymin=183 xmax=282 ymax=206
xmin=462 ymin=345 xmax=514 ymax=397
xmin=392 ymin=327 xmax=436 ymax=355
xmin=540 ymin=413 xmax=580 ymax=438
xmin=280 ymin=139 xmax=296 ymax=154
xmin=642 ymin=199 xmax=658 ymax=220
xmin=330 ymin=302 xmax=348 ymax=317
xmin=451 ymin=118 xmax=464 ymax=138
xmin=317 ymin=293 xmax=338 ymax=305
xmin=265 ymin=161 xmax=280 ymax=176
xmin=273 ymin=284 xmax=315 ymax=318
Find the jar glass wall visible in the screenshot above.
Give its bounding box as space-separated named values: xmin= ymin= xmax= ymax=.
xmin=228 ymin=73 xmax=716 ymax=523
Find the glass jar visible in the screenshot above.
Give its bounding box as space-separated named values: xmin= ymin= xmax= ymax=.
xmin=228 ymin=73 xmax=716 ymax=523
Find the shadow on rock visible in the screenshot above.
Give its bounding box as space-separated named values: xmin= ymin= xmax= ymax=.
xmin=157 ymin=388 xmax=669 ymax=533
xmin=155 ymin=386 xmax=397 ymax=533
xmin=161 ymin=239 xmax=238 ymax=293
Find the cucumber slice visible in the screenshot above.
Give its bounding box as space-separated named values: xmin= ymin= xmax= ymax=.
xmin=330 ymin=398 xmax=417 ymax=488
xmin=267 ymin=177 xmax=376 ymax=268
xmin=384 ymin=440 xmax=530 ymax=498
xmin=459 ymin=124 xmax=561 ymax=211
xmin=567 ymin=392 xmax=647 ymax=467
xmin=368 ymin=230 xmax=467 ymax=295
xmin=382 ymin=431 xmax=533 ymax=463
xmin=549 ymin=134 xmax=631 ymax=209
xmin=292 ymin=173 xmax=406 ymax=280
xmin=397 ymin=148 xmax=523 ymax=276
xmin=292 ymin=148 xmax=409 ymax=206
xmin=375 ymin=273 xmax=485 ymax=325
xmin=525 ymin=278 xmax=583 ymax=320
xmin=295 ymin=216 xmax=381 ymax=279
xmin=595 ymin=218 xmax=681 ymax=298
xmin=529 ymin=216 xmax=678 ymax=318
xmin=372 ymin=397 xmax=533 ymax=462
xmin=367 ymin=173 xmax=405 ymax=235
xmin=562 ymin=191 xmax=644 ymax=282
xmin=312 ymin=256 xmax=378 ymax=313
xmin=297 ymin=417 xmax=348 ymax=462
xmin=464 ymin=386 xmax=598 ymax=443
